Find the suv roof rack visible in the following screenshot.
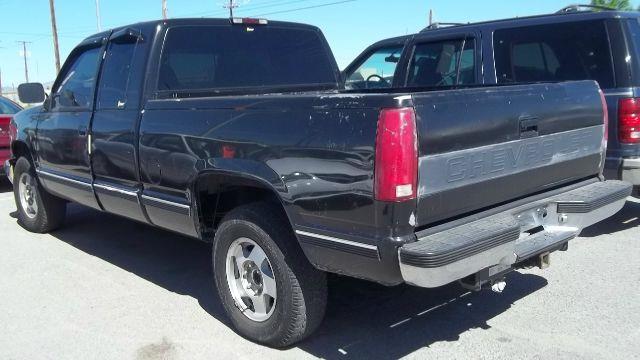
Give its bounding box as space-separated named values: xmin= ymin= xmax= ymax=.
xmin=556 ymin=4 xmax=615 ymax=14
xmin=423 ymin=22 xmax=465 ymax=30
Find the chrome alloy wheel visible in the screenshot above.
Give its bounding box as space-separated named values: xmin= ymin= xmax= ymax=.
xmin=18 ymin=172 xmax=38 ymax=219
xmin=225 ymin=237 xmax=277 ymax=322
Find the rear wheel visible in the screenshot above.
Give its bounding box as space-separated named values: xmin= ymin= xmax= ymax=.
xmin=13 ymin=157 xmax=66 ymax=233
xmin=212 ymin=202 xmax=327 ymax=347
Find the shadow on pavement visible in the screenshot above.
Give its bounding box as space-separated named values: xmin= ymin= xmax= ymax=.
xmin=300 ymin=272 xmax=546 ymax=359
xmin=46 ymin=204 xmax=548 ymax=358
xmin=580 ymin=199 xmax=640 ymax=237
xmin=48 ymin=204 xmax=228 ymax=324
xmin=0 ymin=180 xmax=12 ymax=194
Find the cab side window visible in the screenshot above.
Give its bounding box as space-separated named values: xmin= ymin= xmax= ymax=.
xmin=97 ymin=36 xmax=141 ymax=110
xmin=345 ymin=46 xmax=403 ymax=90
xmin=407 ymin=38 xmax=476 ymax=87
xmin=51 ymin=47 xmax=101 ymax=110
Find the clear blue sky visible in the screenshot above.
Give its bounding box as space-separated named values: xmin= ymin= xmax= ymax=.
xmin=0 ymin=0 xmax=638 ymax=88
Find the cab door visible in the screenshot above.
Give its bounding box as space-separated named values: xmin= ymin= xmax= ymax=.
xmin=91 ymin=28 xmax=149 ymax=222
xmin=36 ymin=38 xmax=104 ymax=209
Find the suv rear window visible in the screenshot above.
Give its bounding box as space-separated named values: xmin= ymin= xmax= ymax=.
xmin=158 ymin=25 xmax=337 ymax=93
xmin=493 ymin=20 xmax=614 ymax=88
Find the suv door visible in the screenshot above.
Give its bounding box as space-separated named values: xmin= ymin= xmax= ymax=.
xmin=36 ymin=39 xmax=104 ymax=209
xmin=91 ymin=28 xmax=149 ymax=222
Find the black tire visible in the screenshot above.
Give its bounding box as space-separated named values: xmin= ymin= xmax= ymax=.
xmin=212 ymin=202 xmax=327 ymax=348
xmin=13 ymin=157 xmax=66 ymax=233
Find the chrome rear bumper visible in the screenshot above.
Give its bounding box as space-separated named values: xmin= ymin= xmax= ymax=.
xmin=399 ymin=180 xmax=631 ymax=288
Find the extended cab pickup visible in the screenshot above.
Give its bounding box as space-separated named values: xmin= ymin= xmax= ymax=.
xmin=7 ymin=18 xmax=630 ymax=347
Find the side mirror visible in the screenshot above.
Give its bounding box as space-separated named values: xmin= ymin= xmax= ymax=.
xmin=17 ymin=83 xmax=46 ymax=104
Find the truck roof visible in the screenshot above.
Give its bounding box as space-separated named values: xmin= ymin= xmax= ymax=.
xmin=82 ymin=17 xmax=323 ymax=42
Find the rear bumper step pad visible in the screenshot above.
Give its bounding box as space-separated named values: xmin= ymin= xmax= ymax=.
xmin=556 ymin=180 xmax=631 ymax=213
xmin=400 ymin=216 xmax=519 ymax=268
xmin=399 ymin=180 xmax=631 ymax=288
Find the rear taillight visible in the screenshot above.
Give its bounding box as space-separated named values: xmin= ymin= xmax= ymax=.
xmin=618 ymin=97 xmax=640 ymax=143
xmin=0 ymin=115 xmax=11 ymax=134
xmin=0 ymin=115 xmax=11 ymax=148
xmin=374 ymin=107 xmax=418 ymax=202
xmin=0 ymin=115 xmax=10 ymax=126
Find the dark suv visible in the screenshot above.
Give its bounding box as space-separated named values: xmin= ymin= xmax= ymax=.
xmin=343 ymin=6 xmax=640 ymax=193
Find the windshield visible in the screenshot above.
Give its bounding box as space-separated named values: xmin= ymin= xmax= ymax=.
xmin=345 ymin=46 xmax=404 ymax=90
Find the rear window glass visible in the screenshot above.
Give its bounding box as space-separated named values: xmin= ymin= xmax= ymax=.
xmin=158 ymin=25 xmax=337 ymax=92
xmin=493 ymin=21 xmax=614 ymax=88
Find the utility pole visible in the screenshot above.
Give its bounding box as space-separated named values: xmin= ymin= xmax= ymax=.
xmin=224 ymin=0 xmax=238 ymax=18
xmin=162 ymin=0 xmax=168 ymax=19
xmin=48 ymin=0 xmax=61 ymax=74
xmin=95 ymin=0 xmax=102 ymax=31
xmin=16 ymin=41 xmax=31 ymax=83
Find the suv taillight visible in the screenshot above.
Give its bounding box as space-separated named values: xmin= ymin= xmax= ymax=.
xmin=374 ymin=107 xmax=418 ymax=202
xmin=618 ymin=97 xmax=640 ymax=143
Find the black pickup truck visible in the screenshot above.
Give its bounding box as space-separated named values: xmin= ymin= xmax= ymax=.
xmin=7 ymin=18 xmax=630 ymax=347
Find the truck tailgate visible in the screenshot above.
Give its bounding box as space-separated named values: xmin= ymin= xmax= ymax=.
xmin=412 ymin=81 xmax=605 ymax=227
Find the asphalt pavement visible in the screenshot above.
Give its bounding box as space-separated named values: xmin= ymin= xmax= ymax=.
xmin=0 ymin=180 xmax=638 ymax=360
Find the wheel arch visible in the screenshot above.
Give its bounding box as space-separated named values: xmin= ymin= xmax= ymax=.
xmin=10 ymin=139 xmax=34 ymax=164
xmin=193 ymin=169 xmax=296 ymax=242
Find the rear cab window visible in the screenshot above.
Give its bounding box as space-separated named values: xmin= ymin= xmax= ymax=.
xmin=157 ymin=25 xmax=338 ymax=96
xmin=493 ymin=20 xmax=615 ymax=88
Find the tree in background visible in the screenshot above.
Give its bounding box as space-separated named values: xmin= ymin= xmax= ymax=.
xmin=590 ymin=0 xmax=634 ymax=10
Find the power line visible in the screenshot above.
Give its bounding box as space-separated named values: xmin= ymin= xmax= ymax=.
xmin=179 ymin=0 xmax=313 ymax=18
xmin=250 ymin=0 xmax=357 ymax=17
xmin=0 ymin=31 xmax=84 ymax=39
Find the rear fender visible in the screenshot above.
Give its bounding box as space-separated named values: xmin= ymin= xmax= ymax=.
xmin=191 ymin=159 xmax=295 ymax=239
